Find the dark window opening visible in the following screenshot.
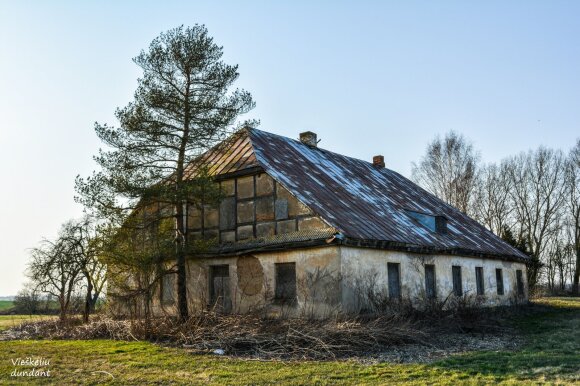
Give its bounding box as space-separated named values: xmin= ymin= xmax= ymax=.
xmin=209 ymin=265 xmax=231 ymax=313
xmin=275 ymin=263 xmax=296 ymax=304
xmin=425 ymin=264 xmax=436 ymax=299
xmin=435 ymin=216 xmax=448 ymax=234
xmin=496 ymin=269 xmax=504 ymax=295
xmin=516 ymin=270 xmax=525 ymax=296
xmin=452 ymin=266 xmax=462 ymax=296
xmin=475 ymin=267 xmax=484 ymax=296
xmin=388 ymin=263 xmax=401 ymax=299
xmin=161 ymin=274 xmax=175 ymax=305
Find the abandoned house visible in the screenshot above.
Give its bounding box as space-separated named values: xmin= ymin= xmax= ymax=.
xmin=129 ymin=128 xmax=529 ymax=317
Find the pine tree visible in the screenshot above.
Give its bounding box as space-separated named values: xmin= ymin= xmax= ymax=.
xmin=76 ymin=25 xmax=256 ymax=320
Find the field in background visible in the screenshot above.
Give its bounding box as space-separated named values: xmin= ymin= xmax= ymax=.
xmin=0 ymin=315 xmax=57 ymax=332
xmin=0 ymin=298 xmax=578 ymax=385
xmin=0 ymin=301 xmax=13 ymax=312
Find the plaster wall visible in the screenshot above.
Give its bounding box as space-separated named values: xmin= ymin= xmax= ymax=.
xmin=340 ymin=246 xmax=528 ymax=312
xmin=153 ymin=246 xmax=342 ymax=318
xmin=149 ymin=245 xmax=527 ymax=317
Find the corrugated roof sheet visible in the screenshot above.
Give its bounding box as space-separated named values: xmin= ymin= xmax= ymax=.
xmin=183 ymin=130 xmax=259 ymax=179
xmin=187 ymin=128 xmax=528 ymax=261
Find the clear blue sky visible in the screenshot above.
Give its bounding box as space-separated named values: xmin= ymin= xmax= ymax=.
xmin=0 ymin=1 xmax=578 ymax=295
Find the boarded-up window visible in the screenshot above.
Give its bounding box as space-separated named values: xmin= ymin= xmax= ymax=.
xmin=209 ymin=265 xmax=231 ymax=313
xmin=275 ymin=199 xmax=289 ymax=220
xmin=516 ymin=270 xmax=525 ymax=296
xmin=496 ymin=269 xmax=504 ymax=295
xmin=387 ymin=263 xmax=401 ymax=299
xmin=161 ymin=274 xmax=175 ymax=305
xmin=452 ymin=266 xmax=462 ymax=296
xmin=425 ymin=264 xmax=436 ymax=299
xmin=219 ymin=197 xmax=236 ymax=230
xmin=275 ymin=263 xmax=296 ymax=304
xmin=475 ymin=267 xmax=484 ymax=296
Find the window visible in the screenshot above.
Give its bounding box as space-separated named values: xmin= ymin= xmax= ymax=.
xmin=435 ymin=216 xmax=448 ymax=234
xmin=475 ymin=267 xmax=484 ymax=296
xmin=425 ymin=264 xmax=436 ymax=299
xmin=161 ymin=274 xmax=175 ymax=305
xmin=210 ymin=265 xmax=231 ymax=312
xmin=496 ymin=269 xmax=504 ymax=295
xmin=452 ymin=266 xmax=462 ymax=296
xmin=405 ymin=210 xmax=447 ymax=233
xmin=275 ymin=263 xmax=296 ymax=304
xmin=516 ymin=270 xmax=525 ymax=296
xmin=387 ymin=263 xmax=401 ymax=298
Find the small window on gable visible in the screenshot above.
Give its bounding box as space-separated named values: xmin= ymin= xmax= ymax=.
xmin=405 ymin=210 xmax=447 ymax=234
xmin=275 ymin=263 xmax=296 ymax=304
xmin=161 ymin=274 xmax=175 ymax=305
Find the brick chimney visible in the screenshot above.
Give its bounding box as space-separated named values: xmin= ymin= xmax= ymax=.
xmin=299 ymin=131 xmax=318 ymax=147
xmin=373 ymin=155 xmax=385 ymax=168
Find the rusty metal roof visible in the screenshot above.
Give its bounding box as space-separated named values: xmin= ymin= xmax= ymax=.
xmin=184 ymin=130 xmax=259 ymax=179
xmin=185 ymin=128 xmax=528 ymax=261
xmin=245 ymin=128 xmax=528 ymax=262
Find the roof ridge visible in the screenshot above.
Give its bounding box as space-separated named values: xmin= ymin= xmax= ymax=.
xmin=246 ymin=128 xmax=528 ymax=261
xmin=248 ymin=127 xmax=399 ymax=172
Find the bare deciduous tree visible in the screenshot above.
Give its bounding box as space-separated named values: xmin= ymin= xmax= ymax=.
xmin=13 ymin=283 xmax=42 ymax=315
xmin=506 ymin=147 xmax=567 ymax=289
xmin=472 ymin=161 xmax=514 ymax=236
xmin=61 ymin=218 xmax=107 ymax=322
xmin=566 ymin=139 xmax=580 ymax=294
xmin=412 ymin=131 xmax=480 ymax=214
xmin=28 ymin=227 xmax=83 ymax=321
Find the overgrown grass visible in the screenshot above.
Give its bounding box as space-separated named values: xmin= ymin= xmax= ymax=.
xmin=0 ymin=298 xmax=578 ymax=385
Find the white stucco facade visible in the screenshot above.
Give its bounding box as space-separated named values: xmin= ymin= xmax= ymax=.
xmin=339 ymin=246 xmax=528 ymax=312
xmin=151 ymin=245 xmax=528 ymax=318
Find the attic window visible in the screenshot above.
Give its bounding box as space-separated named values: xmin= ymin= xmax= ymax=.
xmin=405 ymin=210 xmax=447 ymax=234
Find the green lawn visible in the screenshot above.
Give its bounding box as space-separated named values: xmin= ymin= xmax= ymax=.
xmin=0 ymin=301 xmax=13 ymax=312
xmin=0 ymin=298 xmax=578 ymax=385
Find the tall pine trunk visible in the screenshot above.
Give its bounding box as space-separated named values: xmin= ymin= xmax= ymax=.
xmin=175 ymin=78 xmax=191 ymax=321
xmin=175 ymin=202 xmax=188 ymax=320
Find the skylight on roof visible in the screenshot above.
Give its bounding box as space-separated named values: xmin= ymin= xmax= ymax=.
xmin=405 ymin=210 xmax=447 ymax=234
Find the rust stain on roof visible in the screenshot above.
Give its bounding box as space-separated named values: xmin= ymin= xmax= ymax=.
xmin=184 ymin=131 xmax=259 ymax=179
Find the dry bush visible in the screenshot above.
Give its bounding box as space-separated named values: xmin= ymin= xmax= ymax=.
xmin=2 ymin=298 xmax=533 ymax=360
xmin=3 ymin=312 xmax=431 ymax=360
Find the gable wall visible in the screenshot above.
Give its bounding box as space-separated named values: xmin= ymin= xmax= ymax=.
xmin=186 ymin=172 xmax=331 ymax=244
xmin=150 ymin=245 xmax=342 ymax=317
